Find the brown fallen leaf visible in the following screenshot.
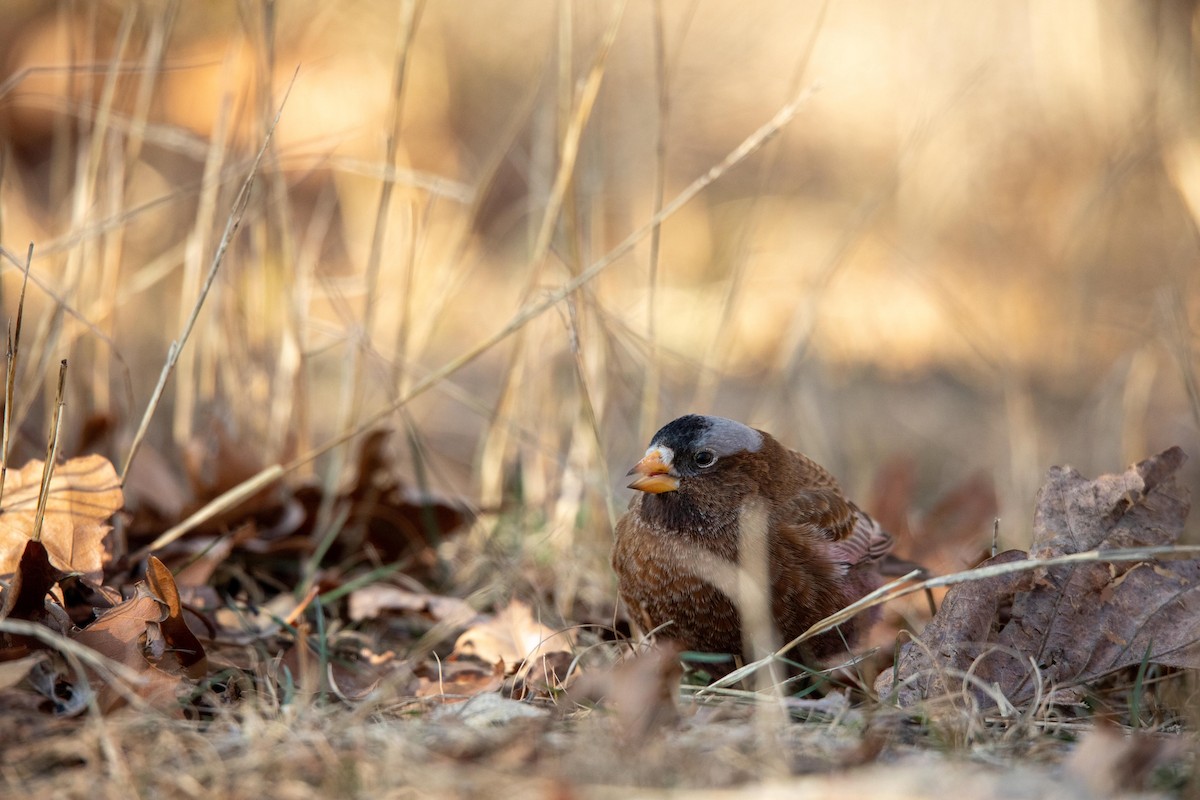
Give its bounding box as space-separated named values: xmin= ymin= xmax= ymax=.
xmin=876 ymin=549 xmax=1032 ymax=705
xmin=70 ymin=582 xmax=183 ymax=711
xmin=868 ymin=456 xmax=998 ymax=577
xmin=152 ymin=428 xmax=468 ymax=589
xmin=0 ymin=541 xmax=68 ymax=634
xmin=452 ymin=599 xmax=576 ymax=684
xmin=865 ymin=459 xmax=999 ymax=655
xmin=0 ymin=455 xmax=123 ymax=584
xmin=347 ymin=583 xmax=476 ymax=626
xmin=568 ymin=643 xmax=682 ymax=741
xmin=69 ymin=561 xmax=209 ymax=713
xmin=296 ymin=429 xmax=471 ymax=578
xmin=416 ymin=656 xmax=505 ymax=700
xmin=878 ymin=447 xmax=1196 ymax=708
xmin=145 ymin=557 xmax=208 ymax=678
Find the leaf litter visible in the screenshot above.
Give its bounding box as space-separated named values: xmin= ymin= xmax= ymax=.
xmin=0 ymin=441 xmax=1196 ymax=797
xmin=878 ymin=447 xmax=1198 ymax=709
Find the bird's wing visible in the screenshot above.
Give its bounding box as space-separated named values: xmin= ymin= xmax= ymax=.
xmin=840 ymin=502 xmax=894 ymax=564
xmin=787 ymin=489 xmax=894 ymax=572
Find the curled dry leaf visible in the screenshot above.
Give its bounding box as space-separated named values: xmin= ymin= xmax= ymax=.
xmin=0 ymin=541 xmax=67 ymax=634
xmin=145 ymin=557 xmax=208 ymax=677
xmin=66 ymin=558 xmax=208 ymax=711
xmin=416 ymin=657 xmax=505 ymax=700
xmin=70 ymin=583 xmax=182 ymax=711
xmin=0 ymin=455 xmax=123 ymax=584
xmin=452 ymin=598 xmax=576 ymax=683
xmin=347 ymin=583 xmax=476 ymax=626
xmin=878 ymin=447 xmax=1196 ymax=708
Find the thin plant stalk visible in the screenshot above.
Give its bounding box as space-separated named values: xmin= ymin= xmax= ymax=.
xmin=120 ymin=69 xmax=298 ymax=486
xmin=130 ymin=86 xmax=817 ymax=550
xmin=31 ymin=359 xmax=68 ymax=543
xmin=703 ymin=544 xmax=1200 ymax=693
xmin=0 ymin=243 xmax=32 ymax=510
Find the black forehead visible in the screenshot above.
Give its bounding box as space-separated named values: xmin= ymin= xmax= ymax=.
xmin=649 ymin=414 xmax=763 ymax=457
xmin=650 ymin=414 xmax=710 ymax=449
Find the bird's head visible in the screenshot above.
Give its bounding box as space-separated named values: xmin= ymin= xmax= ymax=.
xmin=627 ymin=414 xmax=765 ymax=497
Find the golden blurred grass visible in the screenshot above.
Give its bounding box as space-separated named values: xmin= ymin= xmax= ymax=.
xmin=2 ymin=3 xmax=1200 ymax=796
xmin=2 ymin=0 xmax=1199 ymax=594
xmin=0 ymin=0 xmax=1198 ymax=680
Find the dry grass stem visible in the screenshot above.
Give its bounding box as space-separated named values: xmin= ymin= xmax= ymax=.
xmin=2 ymin=7 xmax=1197 ymax=796
xmin=30 ymin=359 xmax=67 ymax=543
xmin=716 ymin=544 xmax=1200 ymax=691
xmin=0 ymin=243 xmax=31 ymax=509
xmin=119 ymin=68 xmax=299 ymax=486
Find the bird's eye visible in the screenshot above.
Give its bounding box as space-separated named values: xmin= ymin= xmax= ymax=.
xmin=694 ymin=450 xmax=717 ymax=468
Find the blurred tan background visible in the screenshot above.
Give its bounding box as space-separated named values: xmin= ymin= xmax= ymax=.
xmin=1 ymin=1 xmax=1198 ymax=592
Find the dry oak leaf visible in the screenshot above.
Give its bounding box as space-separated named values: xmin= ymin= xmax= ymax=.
xmin=145 ymin=556 xmax=208 ymax=678
xmin=70 ymin=582 xmax=183 ymax=711
xmin=0 ymin=455 xmax=123 ymax=584
xmin=65 ymin=557 xmax=206 ymax=711
xmin=452 ymin=599 xmax=577 ymax=682
xmin=878 ymin=447 xmax=1195 ymax=708
xmin=347 ymin=583 xmax=476 ymax=626
xmin=415 ymin=657 xmax=505 ymax=700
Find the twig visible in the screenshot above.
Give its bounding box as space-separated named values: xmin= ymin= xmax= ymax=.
xmin=706 ymin=544 xmax=1200 ymax=690
xmin=130 ymin=464 xmax=285 ymax=559
xmin=125 ymin=85 xmax=818 ymax=552
xmin=300 ymin=80 xmax=820 ymax=468
xmin=119 ymin=67 xmax=299 ymax=486
xmin=31 ymin=360 xmax=68 ymax=543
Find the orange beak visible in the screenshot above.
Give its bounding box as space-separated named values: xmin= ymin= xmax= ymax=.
xmin=626 ymin=448 xmax=680 ymax=494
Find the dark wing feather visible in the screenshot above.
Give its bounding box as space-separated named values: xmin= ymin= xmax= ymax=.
xmin=784 ymin=452 xmax=894 ymax=571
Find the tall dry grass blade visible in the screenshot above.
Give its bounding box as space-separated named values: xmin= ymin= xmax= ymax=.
xmin=1160 ymin=287 xmax=1200 ymax=432
xmin=565 ymin=298 xmax=617 ymax=529
xmin=398 ymin=54 xmax=547 ymax=367
xmin=737 ymin=499 xmax=791 ymax=759
xmin=130 ymin=87 xmax=818 ymax=547
xmin=123 ymin=1 xmax=177 ymax=166
xmin=171 ymin=47 xmax=235 ymax=450
xmin=478 ymin=0 xmax=627 ymax=509
xmin=640 ymin=0 xmax=670 ymax=441
xmin=531 ymin=0 xmax=626 ymax=284
xmin=297 ymin=82 xmax=818 ymax=465
xmin=31 ymin=359 xmax=68 ymax=543
xmin=120 ymin=68 xmax=298 ymax=486
xmin=0 ymin=245 xmax=130 ymax=441
xmin=361 ymin=0 xmax=422 ymax=378
xmin=56 ymin=7 xmax=134 ymax=407
xmin=314 ymin=0 xmax=423 ymax=557
xmin=0 ymin=243 xmax=32 ymax=509
xmin=79 ymin=5 xmax=135 ymax=207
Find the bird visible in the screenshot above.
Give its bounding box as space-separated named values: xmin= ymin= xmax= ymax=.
xmin=612 ymin=414 xmax=893 ymax=670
